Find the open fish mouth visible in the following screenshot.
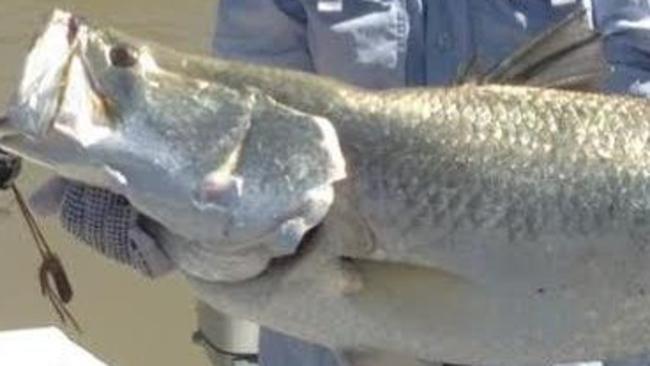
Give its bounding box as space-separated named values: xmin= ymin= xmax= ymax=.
xmin=0 ymin=9 xmax=119 ymax=175
xmin=2 ymin=10 xmax=111 ymax=143
xmin=5 ymin=10 xmax=82 ymax=137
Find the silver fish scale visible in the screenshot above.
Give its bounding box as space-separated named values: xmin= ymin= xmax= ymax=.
xmin=352 ymin=85 xmax=650 ymax=245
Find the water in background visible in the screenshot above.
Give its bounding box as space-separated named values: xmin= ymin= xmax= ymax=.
xmin=0 ymin=1 xmax=218 ymax=365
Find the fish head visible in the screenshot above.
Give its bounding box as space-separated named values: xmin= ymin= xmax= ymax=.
xmin=0 ymin=9 xmax=252 ymax=205
xmin=1 ymin=10 xmax=346 ymax=258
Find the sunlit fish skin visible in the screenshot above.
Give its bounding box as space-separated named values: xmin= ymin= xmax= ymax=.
xmin=6 ymin=9 xmax=650 ymax=365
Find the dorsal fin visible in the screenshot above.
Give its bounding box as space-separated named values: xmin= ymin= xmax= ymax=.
xmin=479 ymin=8 xmax=610 ymax=91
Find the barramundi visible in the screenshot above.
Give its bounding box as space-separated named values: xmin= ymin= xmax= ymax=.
xmin=3 ymin=8 xmax=650 ymax=366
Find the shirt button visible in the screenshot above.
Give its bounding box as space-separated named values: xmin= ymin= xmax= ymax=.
xmin=436 ymin=32 xmax=452 ymax=51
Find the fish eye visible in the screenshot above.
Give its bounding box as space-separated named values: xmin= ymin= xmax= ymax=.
xmin=109 ymin=46 xmax=138 ymax=68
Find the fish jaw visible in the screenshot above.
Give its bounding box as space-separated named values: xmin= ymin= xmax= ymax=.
xmin=5 ymin=8 xmax=114 ymax=145
xmin=0 ymin=9 xmax=120 ymax=189
xmin=6 ymin=10 xmax=80 ymax=137
xmin=2 ymin=9 xmax=176 ymax=179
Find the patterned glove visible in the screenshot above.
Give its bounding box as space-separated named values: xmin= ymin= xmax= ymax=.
xmin=29 ymin=178 xmax=175 ymax=278
xmin=0 ymin=148 xmax=21 ymax=189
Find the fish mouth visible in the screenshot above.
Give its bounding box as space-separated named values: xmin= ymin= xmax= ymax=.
xmin=4 ymin=10 xmax=86 ymax=138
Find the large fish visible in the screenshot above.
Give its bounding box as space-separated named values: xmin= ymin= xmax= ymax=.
xmin=3 ymin=8 xmax=650 ymax=366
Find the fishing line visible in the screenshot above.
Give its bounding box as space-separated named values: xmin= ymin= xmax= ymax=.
xmin=11 ymin=183 xmax=81 ymax=332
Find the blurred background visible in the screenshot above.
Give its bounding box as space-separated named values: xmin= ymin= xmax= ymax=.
xmin=0 ymin=0 xmax=227 ymax=365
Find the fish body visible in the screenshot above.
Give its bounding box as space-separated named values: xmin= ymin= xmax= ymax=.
xmin=4 ymin=9 xmax=650 ymax=365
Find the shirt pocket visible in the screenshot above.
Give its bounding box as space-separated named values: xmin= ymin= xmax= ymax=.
xmin=470 ymin=0 xmax=578 ymax=74
xmin=301 ymin=0 xmax=408 ymax=89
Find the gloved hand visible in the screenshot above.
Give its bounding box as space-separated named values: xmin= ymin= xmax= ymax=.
xmin=29 ymin=178 xmax=175 ymax=278
xmin=31 ymin=178 xmax=271 ymax=282
xmin=0 ymin=148 xmax=21 ymax=189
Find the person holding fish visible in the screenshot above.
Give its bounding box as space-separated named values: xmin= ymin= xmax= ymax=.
xmin=4 ymin=0 xmax=650 ymax=365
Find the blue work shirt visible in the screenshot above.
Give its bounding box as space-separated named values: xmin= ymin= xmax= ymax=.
xmin=213 ymin=0 xmax=650 ymax=94
xmin=211 ymin=1 xmax=650 ymax=365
